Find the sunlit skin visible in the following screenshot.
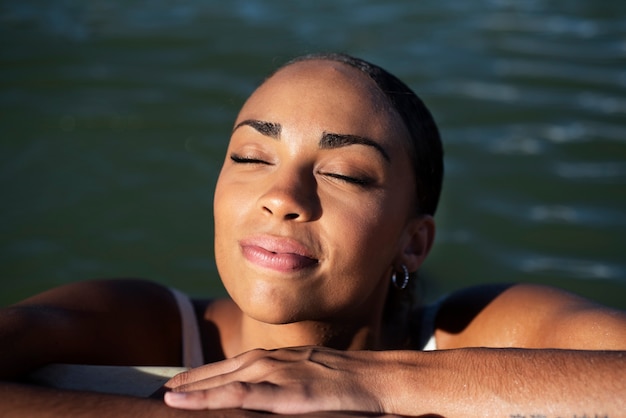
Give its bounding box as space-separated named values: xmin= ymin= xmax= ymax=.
xmin=1 ymin=56 xmax=625 ymax=417
xmin=212 ymin=60 xmax=434 ymax=355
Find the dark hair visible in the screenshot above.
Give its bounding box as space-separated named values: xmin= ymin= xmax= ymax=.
xmin=282 ymin=53 xmax=444 ymax=217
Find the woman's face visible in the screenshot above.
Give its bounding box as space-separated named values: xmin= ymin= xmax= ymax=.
xmin=214 ymin=60 xmax=427 ymax=325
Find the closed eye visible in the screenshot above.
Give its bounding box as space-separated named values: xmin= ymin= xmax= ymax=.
xmin=230 ymin=154 xmax=272 ymax=165
xmin=322 ymin=172 xmax=374 ymax=187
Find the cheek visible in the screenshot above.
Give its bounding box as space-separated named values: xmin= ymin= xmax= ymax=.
xmin=315 ymin=202 xmax=402 ymax=315
xmin=324 ymin=195 xmax=404 ymax=273
xmin=213 ymin=181 xmax=230 ymax=244
xmin=213 ymin=176 xmax=249 ymax=261
xmin=214 ymin=174 xmax=251 ymax=225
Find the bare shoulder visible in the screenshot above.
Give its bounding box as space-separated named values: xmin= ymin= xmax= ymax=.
xmin=435 ymin=283 xmax=626 ymax=350
xmin=1 ymin=279 xmax=182 ymax=378
xmin=14 ymin=279 xmax=182 ymax=337
xmin=16 ymin=278 xmax=175 ymax=309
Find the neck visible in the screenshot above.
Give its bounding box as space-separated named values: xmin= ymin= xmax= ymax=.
xmin=227 ymin=313 xmax=383 ymax=357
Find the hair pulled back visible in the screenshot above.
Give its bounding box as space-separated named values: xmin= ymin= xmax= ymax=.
xmin=282 ymin=53 xmax=444 ymax=217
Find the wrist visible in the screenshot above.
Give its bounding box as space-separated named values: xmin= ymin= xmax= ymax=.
xmin=375 ymin=349 xmax=476 ymax=417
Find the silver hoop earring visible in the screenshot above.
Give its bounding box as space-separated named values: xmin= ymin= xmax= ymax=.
xmin=391 ymin=265 xmax=410 ymax=290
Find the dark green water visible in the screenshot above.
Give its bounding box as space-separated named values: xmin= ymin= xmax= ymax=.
xmin=2 ymin=1 xmax=625 ymax=309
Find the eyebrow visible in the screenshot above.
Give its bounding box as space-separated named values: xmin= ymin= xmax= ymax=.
xmin=233 ymin=119 xmax=391 ymax=162
xmin=234 ymin=119 xmax=281 ymax=138
xmin=319 ymin=132 xmax=390 ymax=162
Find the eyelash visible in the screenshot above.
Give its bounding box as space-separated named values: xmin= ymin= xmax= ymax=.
xmin=322 ymin=172 xmax=374 ymax=187
xmin=230 ymin=154 xmax=374 ymax=187
xmin=230 ymin=154 xmax=271 ymax=165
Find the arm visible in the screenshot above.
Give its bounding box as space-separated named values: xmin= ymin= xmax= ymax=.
xmin=433 ymin=283 xmax=626 ymax=351
xmin=163 ymin=346 xmax=625 ymax=417
xmin=389 ymin=347 xmax=624 ymax=417
xmin=163 ymin=284 xmax=626 ymax=416
xmin=0 ymin=279 xmax=188 ymax=416
xmin=0 ymin=278 xmax=182 ymax=379
xmin=0 ymin=381 xmax=401 ymax=418
xmin=0 ymin=381 xmax=210 ymax=418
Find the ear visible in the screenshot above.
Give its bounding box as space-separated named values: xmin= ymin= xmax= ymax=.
xmin=397 ymin=215 xmax=435 ymax=272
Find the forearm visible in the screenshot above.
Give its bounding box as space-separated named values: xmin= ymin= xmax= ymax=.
xmin=386 ymin=348 xmax=625 ymax=417
xmin=0 ymin=381 xmax=267 ymax=418
xmin=1 ymin=381 xmax=396 ymax=418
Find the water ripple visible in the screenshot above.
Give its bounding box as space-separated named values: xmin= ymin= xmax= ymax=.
xmin=520 ymin=256 xmax=619 ymax=280
xmin=480 ymin=12 xmax=601 ymax=38
xmin=555 ymin=162 xmax=626 ymax=180
xmin=478 ymin=198 xmax=626 ymax=227
xmin=577 ymin=92 xmax=626 ymax=115
xmin=495 ymin=59 xmax=626 ymax=88
xmin=457 ymin=81 xmax=521 ymax=102
xmin=544 ymin=122 xmax=626 ymax=144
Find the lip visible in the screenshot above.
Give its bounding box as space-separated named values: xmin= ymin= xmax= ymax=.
xmin=239 ymin=235 xmax=319 ymax=273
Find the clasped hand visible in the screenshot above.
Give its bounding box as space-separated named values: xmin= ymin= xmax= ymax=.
xmin=164 ymin=346 xmax=398 ymax=415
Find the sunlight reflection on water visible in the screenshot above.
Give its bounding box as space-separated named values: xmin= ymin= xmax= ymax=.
xmin=1 ymin=0 xmax=625 ymax=308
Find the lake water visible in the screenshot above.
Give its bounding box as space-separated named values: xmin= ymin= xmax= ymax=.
xmin=1 ymin=0 xmax=625 ymax=309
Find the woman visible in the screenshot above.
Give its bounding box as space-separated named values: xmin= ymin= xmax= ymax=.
xmin=1 ymin=53 xmax=625 ymax=417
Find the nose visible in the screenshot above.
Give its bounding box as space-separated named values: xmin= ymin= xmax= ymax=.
xmin=258 ymin=169 xmax=320 ymax=222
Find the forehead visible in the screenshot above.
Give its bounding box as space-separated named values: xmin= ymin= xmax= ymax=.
xmin=236 ymin=60 xmax=408 ymax=142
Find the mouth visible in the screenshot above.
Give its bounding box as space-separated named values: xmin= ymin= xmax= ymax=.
xmin=239 ymin=235 xmax=320 ymax=273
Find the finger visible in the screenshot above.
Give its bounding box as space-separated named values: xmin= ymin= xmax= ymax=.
xmin=165 ymin=354 xmax=249 ymax=389
xmin=166 ymin=347 xmax=297 ymax=389
xmin=168 ymin=347 xmax=315 ymax=391
xmin=165 ymin=381 xmax=313 ymax=414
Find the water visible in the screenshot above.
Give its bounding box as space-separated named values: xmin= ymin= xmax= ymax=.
xmin=1 ymin=0 xmax=625 ymax=309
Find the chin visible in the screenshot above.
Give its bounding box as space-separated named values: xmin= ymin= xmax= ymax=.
xmin=252 ymin=312 xmax=301 ymax=325
xmin=244 ymin=298 xmax=307 ymax=324
xmin=235 ymin=291 xmax=322 ymax=325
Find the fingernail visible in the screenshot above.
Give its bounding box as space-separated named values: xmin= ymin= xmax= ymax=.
xmin=164 ymin=391 xmax=188 ymax=405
